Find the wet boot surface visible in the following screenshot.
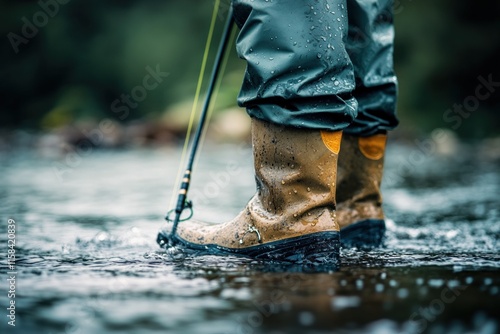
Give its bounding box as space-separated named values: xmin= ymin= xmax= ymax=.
xmin=159 ymin=119 xmax=342 ymax=266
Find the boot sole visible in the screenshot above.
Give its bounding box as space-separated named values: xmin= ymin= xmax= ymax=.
xmin=340 ymin=219 xmax=386 ymax=249
xmin=158 ymin=231 xmax=340 ymax=267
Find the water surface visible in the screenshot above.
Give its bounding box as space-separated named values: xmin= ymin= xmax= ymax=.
xmin=0 ymin=141 xmax=499 ymax=333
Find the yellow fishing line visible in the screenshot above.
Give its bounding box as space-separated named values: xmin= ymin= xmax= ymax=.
xmin=169 ymin=0 xmax=221 ymax=210
xmin=194 ymin=26 xmax=237 ymax=172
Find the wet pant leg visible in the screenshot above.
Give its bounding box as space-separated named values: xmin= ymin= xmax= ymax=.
xmin=232 ymin=0 xmax=398 ymax=133
xmin=232 ymin=0 xmax=357 ymax=131
xmin=344 ymin=0 xmax=399 ymax=136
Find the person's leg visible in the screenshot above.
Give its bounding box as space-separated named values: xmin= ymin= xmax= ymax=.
xmin=337 ymin=0 xmax=398 ymax=247
xmin=232 ymin=0 xmax=357 ymax=131
xmin=345 ymin=0 xmax=398 ymax=136
xmin=158 ymin=0 xmax=356 ymax=265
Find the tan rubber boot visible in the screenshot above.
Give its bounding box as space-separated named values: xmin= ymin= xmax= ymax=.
xmin=158 ymin=118 xmax=342 ymax=266
xmin=336 ymin=133 xmax=387 ymax=248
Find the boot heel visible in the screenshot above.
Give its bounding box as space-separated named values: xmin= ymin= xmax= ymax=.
xmin=250 ymin=231 xmax=340 ymax=267
xmin=340 ymin=219 xmax=386 ymax=249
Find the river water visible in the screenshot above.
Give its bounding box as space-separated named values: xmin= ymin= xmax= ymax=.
xmin=0 ymin=138 xmax=499 ymax=334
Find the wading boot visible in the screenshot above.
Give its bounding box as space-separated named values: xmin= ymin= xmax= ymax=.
xmin=158 ymin=118 xmax=342 ymax=266
xmin=337 ymin=133 xmax=387 ymax=248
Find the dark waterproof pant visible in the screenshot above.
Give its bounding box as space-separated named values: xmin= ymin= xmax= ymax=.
xmin=232 ymin=0 xmax=399 ymax=136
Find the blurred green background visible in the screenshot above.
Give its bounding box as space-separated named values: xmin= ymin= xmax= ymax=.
xmin=1 ymin=0 xmax=499 ymax=140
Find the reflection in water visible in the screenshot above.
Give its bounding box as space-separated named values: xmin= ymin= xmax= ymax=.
xmin=0 ymin=143 xmax=498 ymax=333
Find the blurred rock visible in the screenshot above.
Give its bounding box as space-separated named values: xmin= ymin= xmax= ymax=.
xmin=123 ymin=121 xmax=179 ymax=147
xmin=209 ymin=108 xmax=251 ymax=143
xmin=431 ymin=128 xmax=460 ymax=157
xmin=477 ymin=137 xmax=500 ymax=162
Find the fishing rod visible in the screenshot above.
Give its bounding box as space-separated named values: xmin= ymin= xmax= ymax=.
xmin=158 ymin=6 xmax=235 ymax=247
